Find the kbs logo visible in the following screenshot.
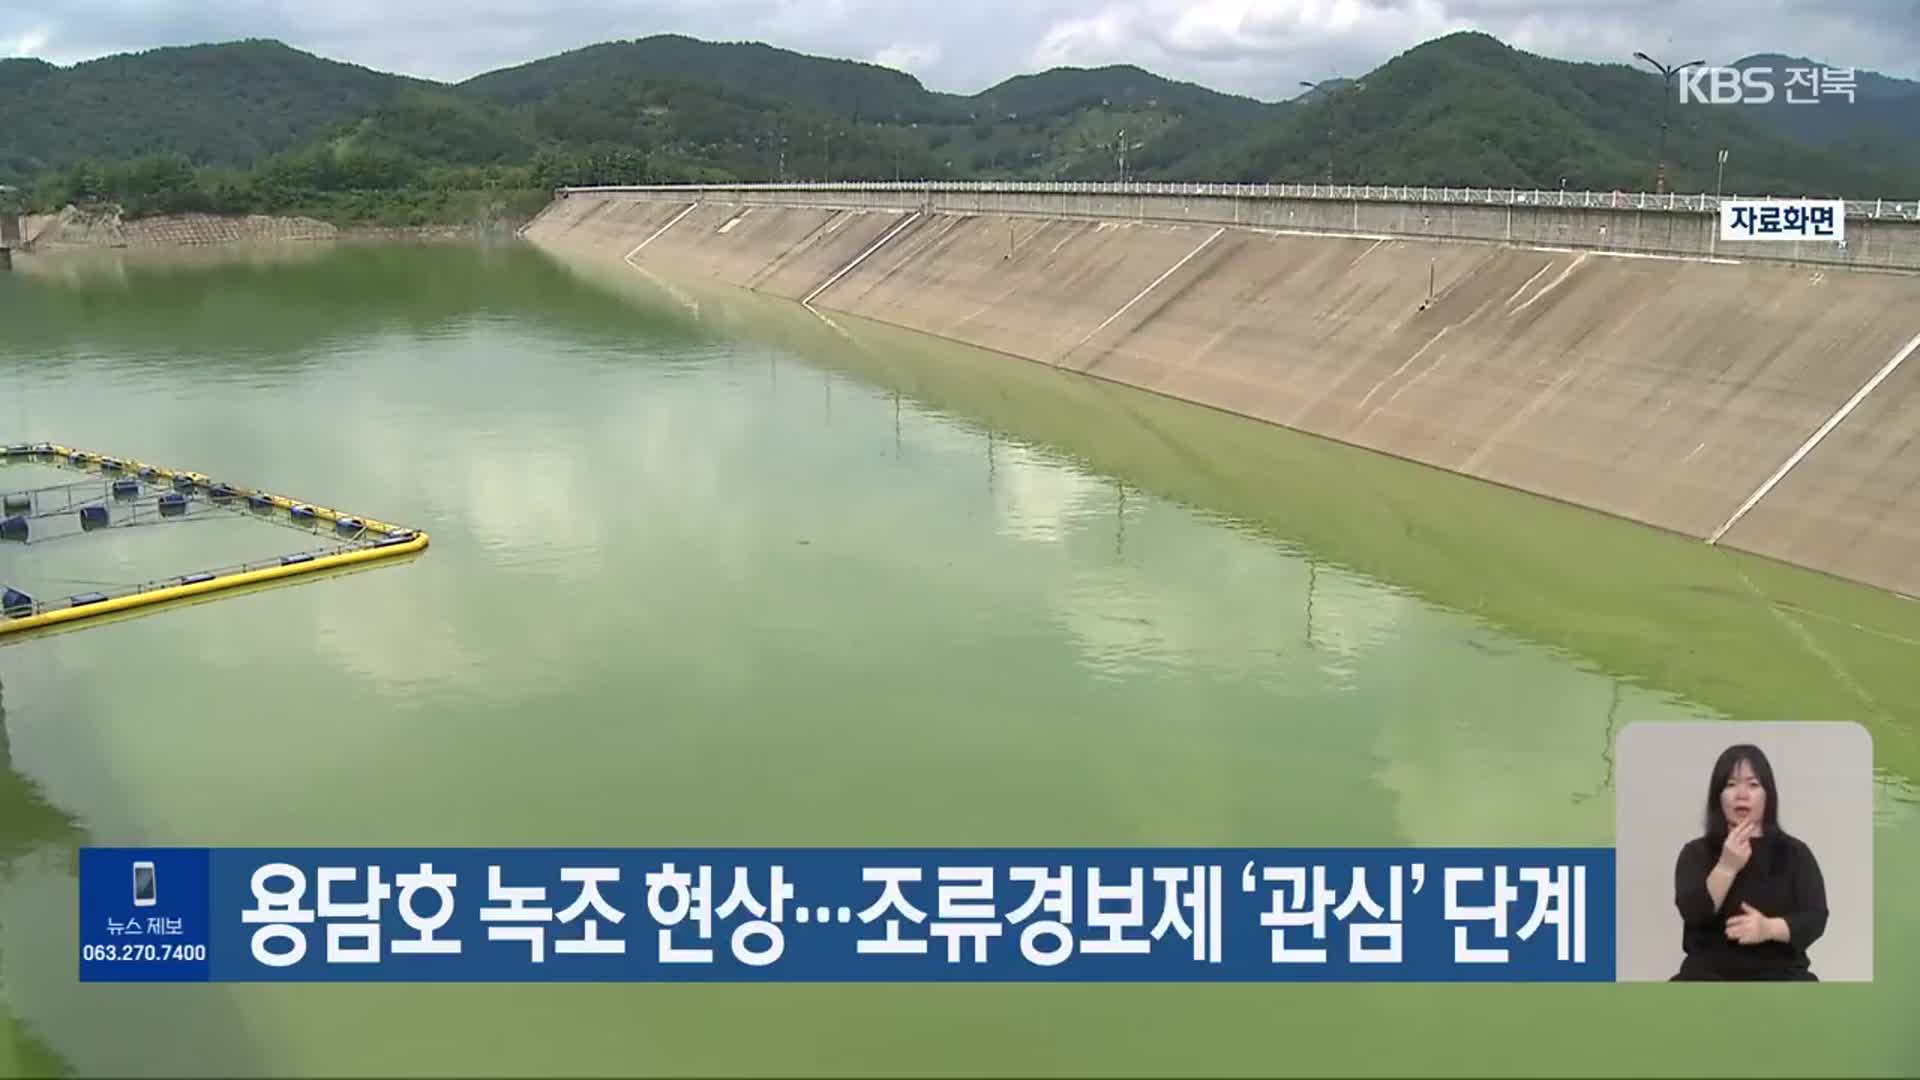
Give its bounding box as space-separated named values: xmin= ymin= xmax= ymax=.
xmin=1678 ymin=66 xmax=1856 ymax=105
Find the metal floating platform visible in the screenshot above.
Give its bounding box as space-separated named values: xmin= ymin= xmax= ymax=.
xmin=0 ymin=442 xmax=429 ymax=637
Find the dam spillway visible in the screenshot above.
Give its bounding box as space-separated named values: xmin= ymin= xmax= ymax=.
xmin=525 ymin=183 xmax=1920 ymax=600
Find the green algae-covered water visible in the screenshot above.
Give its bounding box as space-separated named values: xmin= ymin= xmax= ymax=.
xmin=0 ymin=242 xmax=1915 ymax=1077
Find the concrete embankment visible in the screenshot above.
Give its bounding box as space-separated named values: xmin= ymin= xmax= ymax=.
xmin=20 ymin=206 xmax=338 ymax=248
xmin=16 ymin=204 xmax=530 ymax=251
xmin=555 ymin=182 xmax=1920 ymax=272
xmin=525 ymin=188 xmax=1920 ymax=598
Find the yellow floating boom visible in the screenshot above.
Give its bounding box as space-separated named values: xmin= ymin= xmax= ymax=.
xmin=0 ymin=442 xmax=428 ymax=637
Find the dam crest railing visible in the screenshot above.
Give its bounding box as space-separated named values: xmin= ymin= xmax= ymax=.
xmin=556 ymin=181 xmax=1920 ymax=221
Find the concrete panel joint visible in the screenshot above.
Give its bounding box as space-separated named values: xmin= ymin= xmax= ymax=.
xmin=625 ymin=201 xmax=700 ymax=262
xmin=1062 ymin=227 xmax=1226 ymax=362
xmin=1708 ymin=329 xmax=1920 ymax=544
xmin=802 ymin=211 xmax=922 ymax=307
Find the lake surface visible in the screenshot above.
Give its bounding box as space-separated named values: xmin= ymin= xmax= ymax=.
xmin=0 ymin=241 xmax=1915 ymax=1077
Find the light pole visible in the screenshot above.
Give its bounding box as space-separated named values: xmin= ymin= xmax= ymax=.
xmin=1715 ymin=148 xmax=1729 ymax=199
xmin=1300 ymin=80 xmax=1363 ymax=184
xmin=1633 ymin=52 xmax=1707 ymax=194
xmin=0 ymin=184 xmax=18 ymax=265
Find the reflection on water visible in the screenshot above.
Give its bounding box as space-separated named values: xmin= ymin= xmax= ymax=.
xmin=0 ymin=680 xmax=81 ymax=874
xmin=653 ymin=267 xmax=1920 ymax=732
xmin=0 ymin=242 xmax=1913 ymax=1077
xmin=0 ymin=677 xmax=79 ymax=1078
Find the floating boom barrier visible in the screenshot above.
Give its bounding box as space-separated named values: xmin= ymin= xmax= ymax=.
xmin=0 ymin=442 xmax=428 ymax=637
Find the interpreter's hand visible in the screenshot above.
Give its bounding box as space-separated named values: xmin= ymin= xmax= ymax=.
xmin=1725 ymin=902 xmax=1774 ymax=946
xmin=1718 ymin=820 xmax=1756 ymax=874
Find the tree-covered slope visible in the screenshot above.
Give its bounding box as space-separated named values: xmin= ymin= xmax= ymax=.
xmin=1173 ymin=32 xmax=1918 ymax=195
xmin=0 ymin=40 xmax=427 ymax=183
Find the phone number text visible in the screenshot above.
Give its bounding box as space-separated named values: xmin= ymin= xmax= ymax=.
xmin=81 ymin=943 xmax=207 ymax=963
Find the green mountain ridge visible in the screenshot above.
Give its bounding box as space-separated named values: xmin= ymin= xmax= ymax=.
xmin=963 ymin=63 xmax=1275 ymax=120
xmin=1180 ymin=33 xmax=1918 ymax=194
xmin=1725 ymin=53 xmax=1920 ymax=152
xmin=457 ymin=34 xmax=943 ymax=121
xmin=0 ymin=39 xmax=433 ymax=180
xmin=3 ymin=29 xmax=1915 ymax=226
xmin=1731 ymin=54 xmax=1920 ymax=98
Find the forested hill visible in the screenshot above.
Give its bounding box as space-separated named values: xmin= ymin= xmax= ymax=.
xmin=1725 ymin=54 xmax=1920 ymax=150
xmin=1176 ymin=33 xmax=1920 ymax=196
xmin=3 ymin=30 xmax=1914 ymax=227
xmin=458 ymin=35 xmax=943 ymax=120
xmin=0 ymin=41 xmax=430 ymax=180
xmin=458 ymin=37 xmax=1272 ymax=126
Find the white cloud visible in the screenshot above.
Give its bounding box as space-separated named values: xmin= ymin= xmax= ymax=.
xmin=1031 ymin=10 xmax=1135 ymax=70
xmin=1163 ymin=0 xmax=1458 ymax=51
xmin=871 ymin=41 xmax=942 ymax=74
xmin=3 ymin=27 xmax=50 ymax=57
xmin=0 ymin=0 xmax=1913 ymax=102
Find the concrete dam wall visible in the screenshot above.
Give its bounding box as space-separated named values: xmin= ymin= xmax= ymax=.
xmin=524 ymin=186 xmax=1920 ymax=599
xmin=558 ymin=181 xmax=1920 ymax=273
xmin=16 ymin=206 xmax=339 ymax=249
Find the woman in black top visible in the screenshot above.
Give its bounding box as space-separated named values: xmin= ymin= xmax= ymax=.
xmin=1671 ymin=743 xmax=1829 ymax=980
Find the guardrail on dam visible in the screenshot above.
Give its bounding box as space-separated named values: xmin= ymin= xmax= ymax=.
xmin=557 ymin=181 xmax=1920 ymax=273
xmin=525 ymin=183 xmax=1920 ymax=600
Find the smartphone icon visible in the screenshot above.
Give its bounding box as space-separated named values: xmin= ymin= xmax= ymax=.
xmin=133 ymin=861 xmax=156 ymax=907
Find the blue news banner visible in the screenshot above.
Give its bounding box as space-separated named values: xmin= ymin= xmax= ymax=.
xmin=79 ymin=848 xmax=1616 ymax=982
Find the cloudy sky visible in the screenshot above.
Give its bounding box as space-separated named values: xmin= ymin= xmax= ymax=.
xmin=2 ymin=0 xmax=1916 ymax=101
